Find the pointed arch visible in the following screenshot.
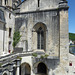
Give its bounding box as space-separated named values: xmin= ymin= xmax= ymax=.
xmin=3 ymin=73 xmax=7 ymax=75
xmin=32 ymin=22 xmax=47 ymax=51
xmin=21 ymin=63 xmax=31 ymax=75
xmin=33 ymin=22 xmax=47 ymax=32
xmin=37 ymin=62 xmax=47 ymax=75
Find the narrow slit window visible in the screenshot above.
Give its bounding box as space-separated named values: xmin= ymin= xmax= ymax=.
xmin=9 ymin=13 xmax=11 ymax=19
xmin=5 ymin=0 xmax=8 ymax=5
xmin=8 ymin=41 xmax=11 ymax=53
xmin=9 ymin=28 xmax=12 ymax=37
xmin=38 ymin=0 xmax=40 ymax=7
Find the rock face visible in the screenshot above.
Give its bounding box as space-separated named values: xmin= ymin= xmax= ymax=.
xmin=0 ymin=0 xmax=69 ymax=75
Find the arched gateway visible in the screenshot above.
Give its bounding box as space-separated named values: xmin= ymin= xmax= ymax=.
xmin=21 ymin=63 xmax=31 ymax=75
xmin=3 ymin=73 xmax=7 ymax=75
xmin=37 ymin=62 xmax=47 ymax=75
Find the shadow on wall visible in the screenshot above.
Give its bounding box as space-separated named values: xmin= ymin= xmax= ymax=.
xmin=33 ymin=58 xmax=60 ymax=74
xmin=13 ymin=47 xmax=23 ymax=53
xmin=15 ymin=17 xmax=28 ymax=30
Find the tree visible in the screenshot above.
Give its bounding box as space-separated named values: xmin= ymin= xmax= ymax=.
xmin=13 ymin=31 xmax=21 ymax=48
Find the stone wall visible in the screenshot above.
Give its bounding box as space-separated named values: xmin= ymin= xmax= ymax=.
xmin=0 ymin=8 xmax=15 ymax=55
xmin=0 ymin=0 xmax=2 ymax=5
xmin=18 ymin=0 xmax=60 ymax=13
xmin=16 ymin=10 xmax=59 ymax=57
xmin=4 ymin=9 xmax=15 ymax=54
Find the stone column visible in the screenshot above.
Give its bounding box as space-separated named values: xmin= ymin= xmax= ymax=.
xmin=16 ymin=59 xmax=21 ymax=75
xmin=0 ymin=68 xmax=3 ymax=75
xmin=48 ymin=69 xmax=52 ymax=75
xmin=9 ymin=63 xmax=13 ymax=75
xmin=16 ymin=66 xmax=20 ymax=75
xmin=59 ymin=0 xmax=69 ymax=75
xmin=9 ymin=71 xmax=13 ymax=75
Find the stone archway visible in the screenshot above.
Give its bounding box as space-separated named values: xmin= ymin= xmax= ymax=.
xmin=3 ymin=73 xmax=7 ymax=75
xmin=21 ymin=63 xmax=31 ymax=75
xmin=37 ymin=62 xmax=47 ymax=75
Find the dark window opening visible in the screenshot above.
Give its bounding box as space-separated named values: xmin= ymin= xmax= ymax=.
xmin=38 ymin=0 xmax=40 ymax=7
xmin=37 ymin=63 xmax=47 ymax=74
xmin=9 ymin=13 xmax=11 ymax=19
xmin=37 ymin=27 xmax=44 ymax=49
xmin=9 ymin=28 xmax=12 ymax=37
xmin=69 ymin=62 xmax=72 ymax=66
xmin=5 ymin=0 xmax=8 ymax=5
xmin=8 ymin=41 xmax=11 ymax=53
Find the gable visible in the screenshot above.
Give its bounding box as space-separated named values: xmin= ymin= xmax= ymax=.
xmin=18 ymin=0 xmax=60 ymax=13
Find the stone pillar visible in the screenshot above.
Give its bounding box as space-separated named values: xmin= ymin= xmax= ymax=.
xmin=16 ymin=59 xmax=21 ymax=75
xmin=16 ymin=66 xmax=20 ymax=75
xmin=9 ymin=63 xmax=13 ymax=75
xmin=59 ymin=0 xmax=69 ymax=75
xmin=0 ymin=68 xmax=3 ymax=75
xmin=9 ymin=71 xmax=13 ymax=75
xmin=48 ymin=69 xmax=53 ymax=75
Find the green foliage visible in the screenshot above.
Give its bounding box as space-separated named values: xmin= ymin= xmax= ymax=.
xmin=69 ymin=45 xmax=75 ymax=48
xmin=32 ymin=53 xmax=37 ymax=57
xmin=69 ymin=33 xmax=75 ymax=41
xmin=0 ymin=63 xmax=3 ymax=67
xmin=41 ymin=54 xmax=49 ymax=59
xmin=17 ymin=56 xmax=22 ymax=60
xmin=32 ymin=53 xmax=49 ymax=58
xmin=13 ymin=31 xmax=21 ymax=48
xmin=40 ymin=55 xmax=44 ymax=59
xmin=44 ymin=54 xmax=49 ymax=58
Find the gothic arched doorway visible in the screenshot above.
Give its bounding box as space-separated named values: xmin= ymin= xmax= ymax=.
xmin=21 ymin=63 xmax=31 ymax=75
xmin=37 ymin=62 xmax=47 ymax=75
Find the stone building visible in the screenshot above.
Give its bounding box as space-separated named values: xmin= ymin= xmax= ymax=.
xmin=0 ymin=6 xmax=15 ymax=55
xmin=0 ymin=0 xmax=69 ymax=75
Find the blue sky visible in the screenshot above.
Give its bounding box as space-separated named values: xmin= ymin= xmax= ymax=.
xmin=21 ymin=0 xmax=74 ymax=33
xmin=22 ymin=0 xmax=24 ymax=2
xmin=67 ymin=0 xmax=75 ymax=33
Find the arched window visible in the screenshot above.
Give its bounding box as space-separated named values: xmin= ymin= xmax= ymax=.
xmin=37 ymin=62 xmax=47 ymax=74
xmin=33 ymin=23 xmax=47 ymax=51
xmin=37 ymin=27 xmax=44 ymax=49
